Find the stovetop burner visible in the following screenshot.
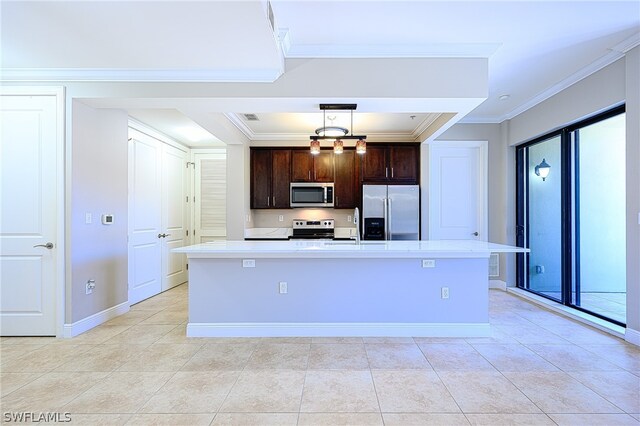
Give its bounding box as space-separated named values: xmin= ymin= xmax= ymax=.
xmin=291 ymin=219 xmax=335 ymax=239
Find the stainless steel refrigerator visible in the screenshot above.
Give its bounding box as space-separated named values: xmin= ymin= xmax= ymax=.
xmin=362 ymin=185 xmax=420 ymax=240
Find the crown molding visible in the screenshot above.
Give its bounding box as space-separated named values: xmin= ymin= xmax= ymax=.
xmin=0 ymin=67 xmax=284 ymax=83
xmin=611 ymin=32 xmax=640 ymax=53
xmin=411 ymin=114 xmax=442 ymax=138
xmin=281 ymin=42 xmax=501 ymax=59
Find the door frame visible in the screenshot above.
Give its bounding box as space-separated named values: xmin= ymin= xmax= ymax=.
xmin=1 ymin=86 xmax=66 ymax=337
xmin=426 ymin=140 xmax=488 ymax=241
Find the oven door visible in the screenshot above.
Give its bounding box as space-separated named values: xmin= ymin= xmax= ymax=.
xmin=290 ymin=183 xmax=334 ymax=207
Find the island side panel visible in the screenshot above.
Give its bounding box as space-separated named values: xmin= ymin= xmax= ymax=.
xmin=187 ymin=256 xmax=489 ymax=336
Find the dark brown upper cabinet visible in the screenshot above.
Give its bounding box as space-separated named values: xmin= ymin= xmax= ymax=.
xmin=334 ymin=149 xmax=358 ymax=209
xmin=361 ymin=144 xmax=419 ymax=183
xmin=291 ymin=149 xmax=334 ymax=183
xmin=250 ymin=149 xmax=291 ymax=209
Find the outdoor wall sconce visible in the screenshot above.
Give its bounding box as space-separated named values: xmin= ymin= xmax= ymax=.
xmin=535 ymin=158 xmax=551 ymax=181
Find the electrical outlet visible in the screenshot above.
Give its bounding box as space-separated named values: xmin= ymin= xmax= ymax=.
xmin=441 ymin=287 xmax=449 ymax=299
xmin=242 ymin=259 xmax=256 ymax=268
xmin=279 ymin=281 xmax=288 ymax=294
xmin=86 ymin=279 xmax=95 ymax=295
xmin=245 ymin=214 xmax=250 ymax=223
xmin=347 ymin=215 xmax=352 ymax=222
xmin=422 ymin=259 xmax=436 ymax=268
xmin=278 ymin=215 xmax=284 ymax=222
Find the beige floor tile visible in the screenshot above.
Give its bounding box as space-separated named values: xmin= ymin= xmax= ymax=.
xmin=0 ymin=372 xmax=42 ymax=397
xmin=567 ymin=370 xmax=640 ymax=413
xmin=0 ymin=336 xmax=57 ymax=345
xmin=631 ymin=414 xmax=640 ymax=421
xmin=544 ymin=324 xmax=627 ymax=345
xmin=526 ymin=343 xmax=623 ymax=371
xmin=219 ymin=370 xmax=305 ymax=413
xmin=465 ymin=413 xmax=556 ymax=425
xmin=139 ymin=371 xmax=240 ymax=413
xmin=0 ymin=344 xmax=46 ymax=362
xmin=311 ymin=337 xmax=364 ymax=344
xmin=181 ymin=343 xmax=256 ymax=371
xmin=68 ymin=325 xmax=131 ymax=344
xmin=372 ymin=370 xmax=460 ymax=413
xmin=363 ymin=337 xmax=415 ymax=344
xmin=62 ymin=372 xmax=174 ymax=413
xmin=260 ymin=337 xmax=312 ymax=344
xmin=579 ymin=344 xmax=640 ymax=372
xmin=413 ymin=337 xmax=470 ymax=344
xmin=246 ymin=343 xmax=310 ymax=369
xmin=418 ymin=343 xmax=497 ymax=372
xmin=382 ymin=413 xmax=470 ymax=425
xmin=199 ymin=337 xmax=262 ymax=344
xmin=62 ymin=414 xmax=131 ymax=425
xmin=116 ymin=343 xmax=201 ymax=372
xmin=124 ymin=413 xmax=214 ymax=425
xmin=102 ymin=309 xmax=156 ymax=326
xmin=464 ymin=328 xmax=519 ymax=344
xmin=437 ymin=371 xmax=542 ymax=414
xmin=504 ymin=371 xmax=622 ymax=413
xmin=211 ymin=413 xmax=298 ymax=425
xmin=55 ymin=344 xmax=150 ymax=372
xmin=470 ymin=343 xmax=558 ymax=372
xmin=139 ymin=309 xmax=188 ymax=325
xmin=102 ymin=324 xmax=177 ymax=345
xmin=298 ymin=412 xmax=384 ymax=425
xmin=494 ymin=325 xmax=570 ymax=344
xmin=547 ymin=413 xmax=640 ymax=425
xmin=300 ymin=370 xmax=379 ymax=413
xmin=154 ymin=325 xmax=210 ymax=344
xmin=0 ymin=344 xmax=95 ymax=372
xmin=308 ymin=344 xmax=369 ymax=370
xmin=365 ymin=343 xmax=431 ymax=370
xmin=1 ymin=372 xmax=109 ymax=412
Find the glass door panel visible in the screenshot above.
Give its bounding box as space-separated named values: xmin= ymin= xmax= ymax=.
xmin=526 ymin=136 xmax=563 ymax=301
xmin=575 ymin=114 xmax=626 ymax=323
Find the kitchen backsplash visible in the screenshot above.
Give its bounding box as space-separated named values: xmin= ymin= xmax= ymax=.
xmin=251 ymin=209 xmax=356 ymax=228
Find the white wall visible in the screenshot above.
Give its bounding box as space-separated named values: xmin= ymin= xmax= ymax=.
xmin=226 ymin=143 xmax=251 ymax=240
xmin=70 ymin=101 xmax=128 ymax=323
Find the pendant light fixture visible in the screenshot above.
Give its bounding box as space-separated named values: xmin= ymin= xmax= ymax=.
xmin=310 ymin=104 xmax=366 ymax=154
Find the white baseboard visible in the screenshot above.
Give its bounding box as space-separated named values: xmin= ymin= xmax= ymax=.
xmin=63 ymin=301 xmax=130 ymax=338
xmin=186 ymin=322 xmax=491 ymax=338
xmin=625 ymin=328 xmax=640 ymax=346
xmin=489 ymin=280 xmax=507 ymax=290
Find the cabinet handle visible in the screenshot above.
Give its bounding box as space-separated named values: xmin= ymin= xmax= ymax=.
xmin=267 ymin=197 xmax=270 ymax=207
xmin=336 ymin=196 xmax=338 ymax=206
xmin=273 ymin=196 xmax=276 ymax=206
xmin=385 ymin=167 xmax=388 ymax=178
xmin=308 ymin=170 xmax=311 ymax=180
xmin=391 ymin=167 xmax=394 ymax=178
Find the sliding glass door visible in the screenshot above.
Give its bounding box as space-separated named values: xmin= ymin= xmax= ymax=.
xmin=516 ymin=106 xmax=626 ymax=326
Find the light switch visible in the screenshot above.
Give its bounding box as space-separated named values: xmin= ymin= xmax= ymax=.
xmin=242 ymin=259 xmax=256 ymax=268
xmin=422 ymin=259 xmax=436 ymax=268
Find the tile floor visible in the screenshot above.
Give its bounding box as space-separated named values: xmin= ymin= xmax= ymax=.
xmin=536 ymin=291 xmax=626 ymax=324
xmin=1 ymin=284 xmax=639 ymax=425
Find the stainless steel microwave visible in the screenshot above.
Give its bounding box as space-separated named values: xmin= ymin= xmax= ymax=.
xmin=290 ymin=183 xmax=334 ymax=208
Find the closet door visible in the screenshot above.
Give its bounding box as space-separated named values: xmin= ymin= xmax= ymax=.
xmin=128 ymin=137 xmax=162 ymax=304
xmin=194 ymin=152 xmax=227 ymax=243
xmin=161 ymin=144 xmax=189 ymax=290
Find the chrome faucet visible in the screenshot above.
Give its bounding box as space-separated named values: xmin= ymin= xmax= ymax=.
xmin=353 ymin=207 xmax=361 ymax=244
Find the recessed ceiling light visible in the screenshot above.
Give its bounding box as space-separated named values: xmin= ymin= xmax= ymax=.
xmin=499 ymin=94 xmax=510 ymax=101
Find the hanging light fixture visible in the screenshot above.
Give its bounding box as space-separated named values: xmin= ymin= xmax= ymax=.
xmin=534 ymin=158 xmax=551 ymax=181
xmin=310 ymin=104 xmax=366 ymax=154
xmin=310 ymin=139 xmax=321 ymax=155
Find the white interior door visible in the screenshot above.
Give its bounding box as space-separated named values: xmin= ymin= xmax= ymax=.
xmin=161 ymin=144 xmax=188 ymax=290
xmin=128 ymin=137 xmax=162 ymax=304
xmin=1 ymin=94 xmax=58 ymax=335
xmin=429 ymin=141 xmax=487 ymax=240
xmin=194 ymin=152 xmax=226 ymax=243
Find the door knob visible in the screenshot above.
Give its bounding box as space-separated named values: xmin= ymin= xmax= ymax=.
xmin=472 ymin=232 xmax=479 ymax=236
xmin=158 ymin=233 xmax=165 ymax=238
xmin=33 ymin=242 xmax=54 ymax=249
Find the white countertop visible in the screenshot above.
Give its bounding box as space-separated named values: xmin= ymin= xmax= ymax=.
xmin=174 ymin=239 xmax=528 ymax=259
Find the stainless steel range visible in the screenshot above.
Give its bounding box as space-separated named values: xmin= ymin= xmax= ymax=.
xmin=291 ymin=219 xmax=335 ymax=240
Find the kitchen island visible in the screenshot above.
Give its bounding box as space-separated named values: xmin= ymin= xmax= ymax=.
xmin=174 ymin=240 xmax=527 ymax=337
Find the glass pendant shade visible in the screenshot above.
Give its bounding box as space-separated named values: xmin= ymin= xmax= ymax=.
xmin=333 ymin=139 xmax=344 ymax=154
xmin=356 ymin=138 xmax=366 ymax=154
xmin=310 ymin=140 xmax=321 ymax=155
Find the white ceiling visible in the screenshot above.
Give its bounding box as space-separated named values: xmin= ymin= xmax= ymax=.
xmin=2 ymin=1 xmax=638 ymax=147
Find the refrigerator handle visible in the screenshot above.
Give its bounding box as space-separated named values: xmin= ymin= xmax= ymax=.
xmin=387 ymin=197 xmax=392 ymax=240
xmin=383 ymin=197 xmax=389 ymax=240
